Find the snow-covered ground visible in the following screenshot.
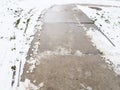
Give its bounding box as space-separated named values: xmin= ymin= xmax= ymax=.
xmin=0 ymin=0 xmax=120 ymax=90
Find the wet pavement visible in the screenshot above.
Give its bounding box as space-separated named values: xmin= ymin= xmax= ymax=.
xmin=21 ymin=4 xmax=120 ymax=90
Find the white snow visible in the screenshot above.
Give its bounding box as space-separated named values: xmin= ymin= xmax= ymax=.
xmin=17 ymin=79 xmax=38 ymax=90
xmin=0 ymin=0 xmax=120 ymax=90
xmin=38 ymin=82 xmax=44 ymax=88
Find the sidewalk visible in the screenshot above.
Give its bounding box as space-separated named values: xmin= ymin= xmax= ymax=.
xmin=21 ymin=4 xmax=120 ymax=90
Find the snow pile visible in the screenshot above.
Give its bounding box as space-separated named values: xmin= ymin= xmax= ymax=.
xmin=77 ymin=5 xmax=120 ymax=74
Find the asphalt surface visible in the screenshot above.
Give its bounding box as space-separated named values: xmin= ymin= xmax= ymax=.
xmin=21 ymin=4 xmax=120 ymax=90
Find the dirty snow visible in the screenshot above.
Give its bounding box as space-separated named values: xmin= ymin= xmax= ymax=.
xmin=77 ymin=5 xmax=120 ymax=74
xmin=0 ymin=0 xmax=120 ymax=90
xmin=27 ymin=47 xmax=84 ymax=73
